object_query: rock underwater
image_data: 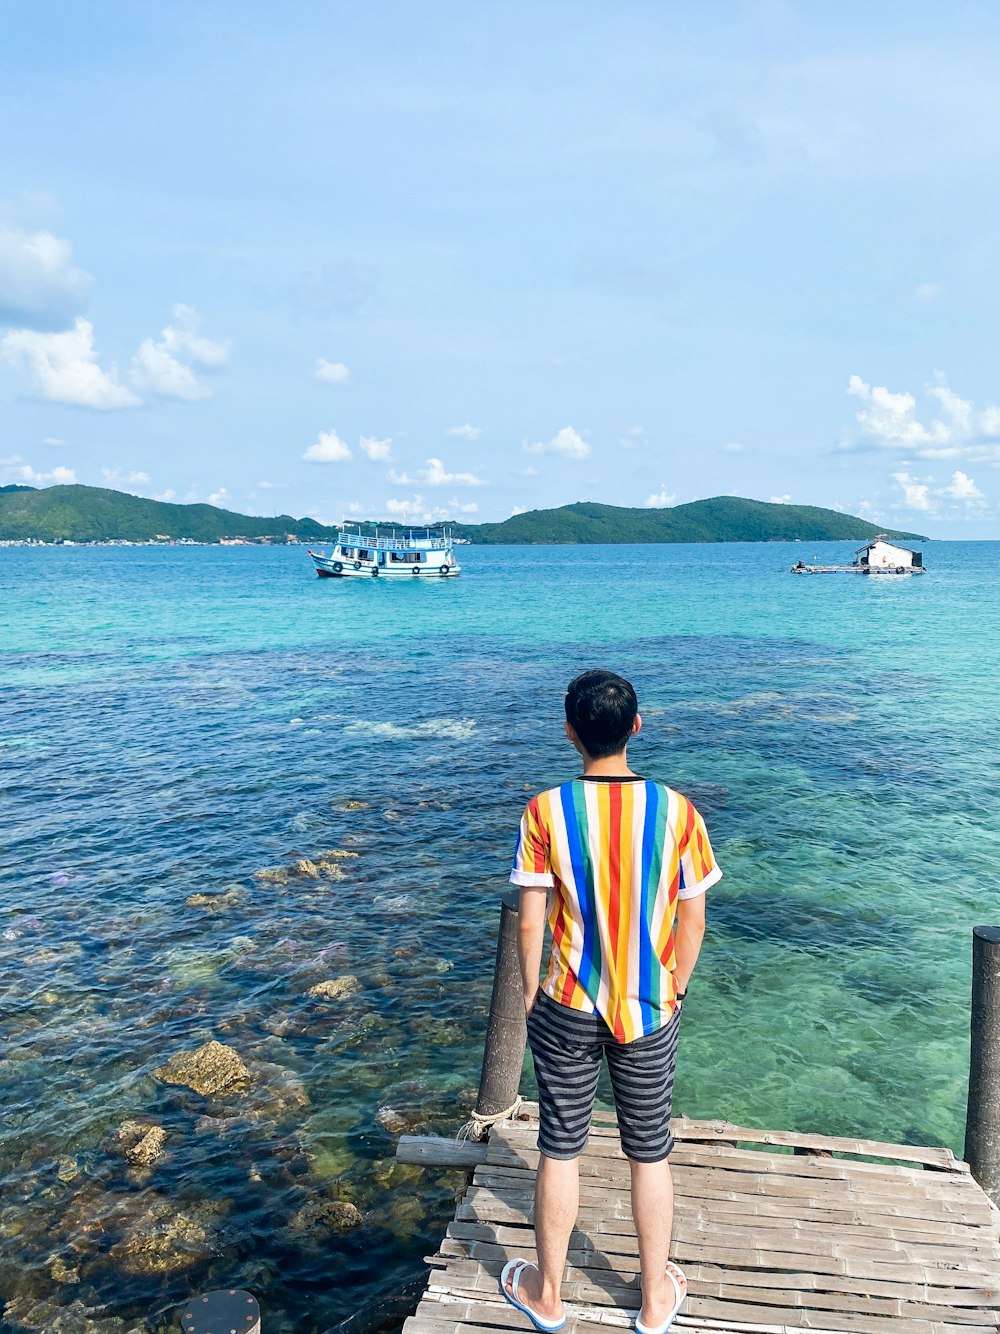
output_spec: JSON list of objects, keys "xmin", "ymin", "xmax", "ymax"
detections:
[{"xmin": 154, "ymin": 1040, "xmax": 252, "ymax": 1096}]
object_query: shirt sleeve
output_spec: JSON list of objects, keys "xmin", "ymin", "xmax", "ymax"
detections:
[
  {"xmin": 509, "ymin": 797, "xmax": 556, "ymax": 888},
  {"xmin": 677, "ymin": 800, "xmax": 723, "ymax": 900}
]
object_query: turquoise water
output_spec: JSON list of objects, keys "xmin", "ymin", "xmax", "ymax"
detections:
[{"xmin": 2, "ymin": 541, "xmax": 999, "ymax": 1332}]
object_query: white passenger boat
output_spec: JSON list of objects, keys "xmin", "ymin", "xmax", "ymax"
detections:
[{"xmin": 308, "ymin": 522, "xmax": 461, "ymax": 579}]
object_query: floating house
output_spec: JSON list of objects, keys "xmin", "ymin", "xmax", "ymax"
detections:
[
  {"xmin": 791, "ymin": 535, "xmax": 927, "ymax": 575},
  {"xmin": 855, "ymin": 537, "xmax": 924, "ymax": 572}
]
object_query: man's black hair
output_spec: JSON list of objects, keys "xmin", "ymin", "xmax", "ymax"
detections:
[{"xmin": 564, "ymin": 669, "xmax": 638, "ymax": 759}]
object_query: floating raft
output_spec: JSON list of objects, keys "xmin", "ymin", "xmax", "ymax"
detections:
[
  {"xmin": 790, "ymin": 565, "xmax": 926, "ymax": 575},
  {"xmin": 406, "ymin": 1104, "xmax": 1000, "ymax": 1334}
]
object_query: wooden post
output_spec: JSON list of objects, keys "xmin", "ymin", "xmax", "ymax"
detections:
[
  {"xmin": 181, "ymin": 1289, "xmax": 261, "ymax": 1334},
  {"xmin": 965, "ymin": 925, "xmax": 1000, "ymax": 1204},
  {"xmin": 473, "ymin": 890, "xmax": 527, "ymax": 1130}
]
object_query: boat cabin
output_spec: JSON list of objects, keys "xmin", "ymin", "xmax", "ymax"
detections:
[{"xmin": 855, "ymin": 538, "xmax": 923, "ymax": 571}]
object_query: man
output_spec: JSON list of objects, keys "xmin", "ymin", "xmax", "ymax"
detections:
[{"xmin": 501, "ymin": 669, "xmax": 721, "ymax": 1334}]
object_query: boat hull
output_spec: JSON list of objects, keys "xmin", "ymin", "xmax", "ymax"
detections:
[{"xmin": 309, "ymin": 551, "xmax": 460, "ymax": 578}]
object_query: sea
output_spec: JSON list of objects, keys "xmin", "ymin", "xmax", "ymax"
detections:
[{"xmin": 2, "ymin": 539, "xmax": 999, "ymax": 1333}]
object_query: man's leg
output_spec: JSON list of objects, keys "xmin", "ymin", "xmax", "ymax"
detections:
[
  {"xmin": 505, "ymin": 996, "xmax": 602, "ymax": 1322},
  {"xmin": 605, "ymin": 1010, "xmax": 684, "ymax": 1327},
  {"xmin": 629, "ymin": 1157, "xmax": 675, "ymax": 1327},
  {"xmin": 504, "ymin": 1153, "xmax": 579, "ymax": 1321}
]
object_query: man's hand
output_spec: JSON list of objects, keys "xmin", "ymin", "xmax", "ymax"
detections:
[
  {"xmin": 674, "ymin": 892, "xmax": 707, "ymax": 996},
  {"xmin": 517, "ymin": 886, "xmax": 548, "ymax": 1016}
]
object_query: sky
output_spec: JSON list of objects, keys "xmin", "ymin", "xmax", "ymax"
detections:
[{"xmin": 2, "ymin": 1, "xmax": 1000, "ymax": 536}]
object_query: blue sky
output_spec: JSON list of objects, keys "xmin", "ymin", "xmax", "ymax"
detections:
[{"xmin": 2, "ymin": 1, "xmax": 999, "ymax": 535}]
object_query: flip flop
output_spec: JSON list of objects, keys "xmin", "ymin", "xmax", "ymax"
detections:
[
  {"xmin": 634, "ymin": 1261, "xmax": 687, "ymax": 1334},
  {"xmin": 499, "ymin": 1258, "xmax": 567, "ymax": 1332}
]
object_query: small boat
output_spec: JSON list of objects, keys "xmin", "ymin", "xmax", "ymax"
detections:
[{"xmin": 308, "ymin": 522, "xmax": 462, "ymax": 579}]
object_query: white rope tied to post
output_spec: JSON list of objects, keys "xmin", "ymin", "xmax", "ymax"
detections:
[{"xmin": 456, "ymin": 1095, "xmax": 523, "ymax": 1142}]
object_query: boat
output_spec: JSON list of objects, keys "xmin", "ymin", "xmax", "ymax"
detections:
[
  {"xmin": 308, "ymin": 522, "xmax": 461, "ymax": 579},
  {"xmin": 791, "ymin": 537, "xmax": 926, "ymax": 576}
]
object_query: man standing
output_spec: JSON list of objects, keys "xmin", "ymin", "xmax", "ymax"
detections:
[{"xmin": 501, "ymin": 670, "xmax": 721, "ymax": 1334}]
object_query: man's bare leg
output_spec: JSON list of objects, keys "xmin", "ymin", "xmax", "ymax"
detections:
[
  {"xmin": 503, "ymin": 1153, "xmax": 578, "ymax": 1322},
  {"xmin": 629, "ymin": 1157, "xmax": 679, "ymax": 1327}
]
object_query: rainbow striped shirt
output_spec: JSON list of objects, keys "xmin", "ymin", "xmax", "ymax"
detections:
[{"xmin": 510, "ymin": 777, "xmax": 721, "ymax": 1043}]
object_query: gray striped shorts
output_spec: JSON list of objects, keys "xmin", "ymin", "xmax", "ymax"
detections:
[{"xmin": 526, "ymin": 992, "xmax": 681, "ymax": 1163}]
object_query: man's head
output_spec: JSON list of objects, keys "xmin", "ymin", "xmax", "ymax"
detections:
[{"xmin": 564, "ymin": 669, "xmax": 639, "ymax": 759}]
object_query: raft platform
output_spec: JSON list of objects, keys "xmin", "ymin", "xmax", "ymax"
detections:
[
  {"xmin": 789, "ymin": 564, "xmax": 926, "ymax": 575},
  {"xmin": 403, "ymin": 1102, "xmax": 1000, "ymax": 1334}
]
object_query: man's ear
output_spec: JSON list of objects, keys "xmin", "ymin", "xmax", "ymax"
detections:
[
  {"xmin": 565, "ymin": 720, "xmax": 584, "ymax": 754},
  {"xmin": 632, "ymin": 713, "xmax": 642, "ymax": 736}
]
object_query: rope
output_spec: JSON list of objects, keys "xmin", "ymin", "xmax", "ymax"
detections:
[{"xmin": 456, "ymin": 1095, "xmax": 523, "ymax": 1142}]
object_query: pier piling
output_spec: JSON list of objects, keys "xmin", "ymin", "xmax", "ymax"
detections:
[
  {"xmin": 965, "ymin": 924, "xmax": 1000, "ymax": 1204},
  {"xmin": 181, "ymin": 1289, "xmax": 260, "ymax": 1334},
  {"xmin": 471, "ymin": 890, "xmax": 526, "ymax": 1133}
]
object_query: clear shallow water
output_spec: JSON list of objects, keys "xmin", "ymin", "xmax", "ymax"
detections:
[{"xmin": 1, "ymin": 541, "xmax": 999, "ymax": 1332}]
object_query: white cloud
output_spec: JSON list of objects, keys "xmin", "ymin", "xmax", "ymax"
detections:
[
  {"xmin": 619, "ymin": 426, "xmax": 646, "ymax": 449},
  {"xmin": 303, "ymin": 428, "xmax": 353, "ymax": 463},
  {"xmin": 0, "ymin": 318, "xmax": 140, "ymax": 409},
  {"xmin": 315, "ymin": 358, "xmax": 350, "ymax": 385},
  {"xmin": 770, "ymin": 494, "xmax": 792, "ymax": 504},
  {"xmin": 891, "ymin": 471, "xmax": 933, "ymax": 511},
  {"xmin": 0, "ymin": 228, "xmax": 92, "ymax": 330},
  {"xmin": 359, "ymin": 434, "xmax": 393, "ymax": 462},
  {"xmin": 131, "ymin": 305, "xmax": 230, "ymax": 401},
  {"xmin": 446, "ymin": 423, "xmax": 483, "ymax": 440},
  {"xmin": 257, "ymin": 480, "xmax": 285, "ymax": 490},
  {"xmin": 945, "ymin": 470, "xmax": 985, "ymax": 502},
  {"xmin": 383, "ymin": 494, "xmax": 472, "ymax": 523},
  {"xmin": 43, "ymin": 436, "xmax": 64, "ymax": 446},
  {"xmin": 722, "ymin": 441, "xmax": 745, "ymax": 453},
  {"xmin": 390, "ymin": 459, "xmax": 483, "ymax": 487},
  {"xmin": 645, "ymin": 488, "xmax": 677, "ymax": 507},
  {"xmin": 154, "ymin": 489, "xmax": 176, "ymax": 502},
  {"xmin": 524, "ymin": 426, "xmax": 590, "ymax": 458},
  {"xmin": 420, "ymin": 457, "xmax": 484, "ymax": 487},
  {"xmin": 101, "ymin": 468, "xmax": 151, "ymax": 494},
  {"xmin": 208, "ymin": 487, "xmax": 230, "ymax": 507},
  {"xmin": 8, "ymin": 462, "xmax": 77, "ymax": 486},
  {"xmin": 914, "ymin": 282, "xmax": 943, "ymax": 302},
  {"xmin": 846, "ymin": 373, "xmax": 1000, "ymax": 462},
  {"xmin": 451, "ymin": 500, "xmax": 479, "ymax": 513},
  {"xmin": 510, "ymin": 505, "xmax": 528, "ymax": 516}
]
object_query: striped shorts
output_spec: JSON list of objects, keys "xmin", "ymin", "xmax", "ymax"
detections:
[{"xmin": 526, "ymin": 992, "xmax": 681, "ymax": 1163}]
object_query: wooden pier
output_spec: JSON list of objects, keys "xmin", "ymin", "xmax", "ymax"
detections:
[{"xmin": 402, "ymin": 1104, "xmax": 1000, "ymax": 1334}]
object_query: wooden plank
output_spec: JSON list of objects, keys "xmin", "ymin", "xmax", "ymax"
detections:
[
  {"xmin": 421, "ymin": 1283, "xmax": 999, "ymax": 1334},
  {"xmin": 441, "ymin": 1221, "xmax": 1000, "ymax": 1286},
  {"xmin": 398, "ymin": 1135, "xmax": 490, "ymax": 1169},
  {"xmin": 483, "ymin": 1143, "xmax": 995, "ymax": 1215},
  {"xmin": 437, "ymin": 1234, "xmax": 1000, "ymax": 1312},
  {"xmin": 509, "ymin": 1105, "xmax": 965, "ymax": 1172},
  {"xmin": 467, "ymin": 1169, "xmax": 999, "ymax": 1249},
  {"xmin": 670, "ymin": 1117, "xmax": 965, "ymax": 1173},
  {"xmin": 491, "ymin": 1125, "xmax": 976, "ymax": 1189}
]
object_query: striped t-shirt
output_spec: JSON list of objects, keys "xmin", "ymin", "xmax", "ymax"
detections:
[{"xmin": 510, "ymin": 776, "xmax": 721, "ymax": 1043}]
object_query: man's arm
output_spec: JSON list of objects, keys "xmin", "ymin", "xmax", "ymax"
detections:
[
  {"xmin": 517, "ymin": 885, "xmax": 548, "ymax": 1014},
  {"xmin": 673, "ymin": 892, "xmax": 706, "ymax": 994}
]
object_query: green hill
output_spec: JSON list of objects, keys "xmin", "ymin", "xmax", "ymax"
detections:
[
  {"xmin": 456, "ymin": 498, "xmax": 925, "ymax": 545},
  {"xmin": 0, "ymin": 484, "xmax": 926, "ymax": 546},
  {"xmin": 0, "ymin": 485, "xmax": 339, "ymax": 543}
]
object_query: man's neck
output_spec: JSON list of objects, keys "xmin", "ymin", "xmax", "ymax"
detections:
[{"xmin": 580, "ymin": 749, "xmax": 635, "ymax": 778}]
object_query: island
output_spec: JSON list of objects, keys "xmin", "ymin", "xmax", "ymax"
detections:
[{"xmin": 0, "ymin": 484, "xmax": 925, "ymax": 546}]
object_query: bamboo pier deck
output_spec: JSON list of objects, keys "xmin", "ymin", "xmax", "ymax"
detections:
[{"xmin": 405, "ymin": 1105, "xmax": 1000, "ymax": 1334}]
